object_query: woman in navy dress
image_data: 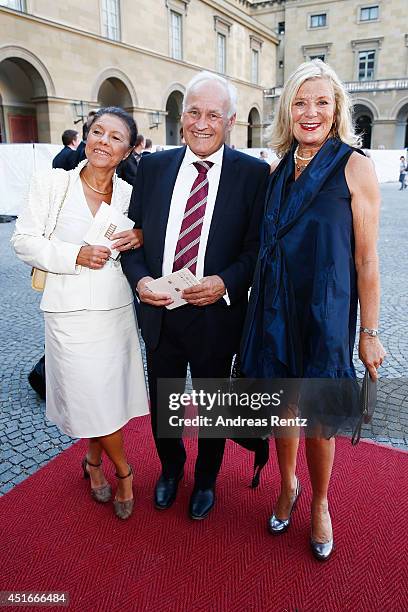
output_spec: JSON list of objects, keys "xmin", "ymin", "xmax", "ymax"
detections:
[{"xmin": 241, "ymin": 60, "xmax": 386, "ymax": 561}]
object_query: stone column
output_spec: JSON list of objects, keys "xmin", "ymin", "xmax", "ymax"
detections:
[{"xmin": 371, "ymin": 119, "xmax": 396, "ymax": 149}]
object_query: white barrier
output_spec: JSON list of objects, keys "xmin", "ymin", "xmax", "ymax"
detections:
[
  {"xmin": 1, "ymin": 144, "xmax": 60, "ymax": 216},
  {"xmin": 242, "ymin": 148, "xmax": 407, "ymax": 185},
  {"xmin": 0, "ymin": 144, "xmax": 406, "ymax": 215}
]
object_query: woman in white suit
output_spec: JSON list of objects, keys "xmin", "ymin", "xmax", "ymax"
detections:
[{"xmin": 12, "ymin": 107, "xmax": 148, "ymax": 520}]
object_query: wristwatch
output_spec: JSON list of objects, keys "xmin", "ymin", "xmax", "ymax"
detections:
[{"xmin": 359, "ymin": 326, "xmax": 379, "ymax": 337}]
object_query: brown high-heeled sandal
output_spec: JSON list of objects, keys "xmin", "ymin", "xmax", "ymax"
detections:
[
  {"xmin": 113, "ymin": 465, "xmax": 134, "ymax": 520},
  {"xmin": 82, "ymin": 456, "xmax": 112, "ymax": 503}
]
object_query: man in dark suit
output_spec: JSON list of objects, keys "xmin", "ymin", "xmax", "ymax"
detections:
[
  {"xmin": 141, "ymin": 138, "xmax": 152, "ymax": 156},
  {"xmin": 52, "ymin": 129, "xmax": 80, "ymax": 170},
  {"xmin": 121, "ymin": 71, "xmax": 269, "ymax": 519}
]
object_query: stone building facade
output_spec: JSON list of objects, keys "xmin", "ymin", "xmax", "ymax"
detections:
[
  {"xmin": 251, "ymin": 0, "xmax": 408, "ymax": 149},
  {"xmin": 0, "ymin": 0, "xmax": 278, "ymax": 147}
]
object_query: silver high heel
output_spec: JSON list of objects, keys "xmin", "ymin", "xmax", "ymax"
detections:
[
  {"xmin": 82, "ymin": 457, "xmax": 112, "ymax": 503},
  {"xmin": 310, "ymin": 536, "xmax": 334, "ymax": 561},
  {"xmin": 113, "ymin": 465, "xmax": 134, "ymax": 520},
  {"xmin": 268, "ymin": 477, "xmax": 301, "ymax": 534},
  {"xmin": 311, "ymin": 513, "xmax": 334, "ymax": 561}
]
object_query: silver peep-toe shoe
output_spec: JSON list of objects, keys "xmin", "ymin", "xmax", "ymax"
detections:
[{"xmin": 268, "ymin": 477, "xmax": 301, "ymax": 534}]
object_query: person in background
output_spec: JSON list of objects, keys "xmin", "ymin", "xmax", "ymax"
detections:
[
  {"xmin": 241, "ymin": 60, "xmax": 385, "ymax": 561},
  {"xmin": 73, "ymin": 110, "xmax": 98, "ymax": 165},
  {"xmin": 259, "ymin": 150, "xmax": 269, "ymax": 162},
  {"xmin": 82, "ymin": 110, "xmax": 97, "ymax": 142},
  {"xmin": 399, "ymin": 156, "xmax": 406, "ymax": 190},
  {"xmin": 134, "ymin": 134, "xmax": 145, "ymax": 164},
  {"xmin": 142, "ymin": 139, "xmax": 152, "ymax": 155},
  {"xmin": 12, "ymin": 107, "xmax": 148, "ymax": 521},
  {"xmin": 52, "ymin": 130, "xmax": 81, "ymax": 170},
  {"xmin": 179, "ymin": 126, "xmax": 186, "ymax": 145}
]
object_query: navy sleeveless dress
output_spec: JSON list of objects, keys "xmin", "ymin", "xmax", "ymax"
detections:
[{"xmin": 241, "ymin": 138, "xmax": 361, "ymax": 434}]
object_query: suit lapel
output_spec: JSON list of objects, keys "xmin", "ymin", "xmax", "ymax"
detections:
[{"xmin": 206, "ymin": 145, "xmax": 238, "ymax": 248}]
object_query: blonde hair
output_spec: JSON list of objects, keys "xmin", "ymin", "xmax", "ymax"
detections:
[{"xmin": 269, "ymin": 60, "xmax": 361, "ymax": 156}]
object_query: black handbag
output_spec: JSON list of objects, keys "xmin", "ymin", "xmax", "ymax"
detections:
[
  {"xmin": 230, "ymin": 354, "xmax": 270, "ymax": 487},
  {"xmin": 351, "ymin": 368, "xmax": 377, "ymax": 445},
  {"xmin": 28, "ymin": 355, "xmax": 46, "ymax": 400}
]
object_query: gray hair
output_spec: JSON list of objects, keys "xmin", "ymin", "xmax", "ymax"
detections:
[{"xmin": 183, "ymin": 71, "xmax": 237, "ymax": 118}]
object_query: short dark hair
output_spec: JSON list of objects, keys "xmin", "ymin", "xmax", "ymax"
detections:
[
  {"xmin": 88, "ymin": 107, "xmax": 138, "ymax": 148},
  {"xmin": 145, "ymin": 138, "xmax": 152, "ymax": 149},
  {"xmin": 135, "ymin": 134, "xmax": 145, "ymax": 147},
  {"xmin": 62, "ymin": 129, "xmax": 78, "ymax": 146}
]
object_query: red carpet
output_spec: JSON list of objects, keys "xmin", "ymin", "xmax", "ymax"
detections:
[{"xmin": 1, "ymin": 416, "xmax": 407, "ymax": 612}]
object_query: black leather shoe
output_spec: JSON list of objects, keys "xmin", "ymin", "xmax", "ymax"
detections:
[
  {"xmin": 310, "ymin": 537, "xmax": 334, "ymax": 562},
  {"xmin": 189, "ymin": 488, "xmax": 215, "ymax": 520},
  {"xmin": 268, "ymin": 477, "xmax": 301, "ymax": 535},
  {"xmin": 154, "ymin": 471, "xmax": 183, "ymax": 510}
]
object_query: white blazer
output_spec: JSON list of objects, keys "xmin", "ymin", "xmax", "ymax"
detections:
[{"xmin": 11, "ymin": 160, "xmax": 135, "ymax": 312}]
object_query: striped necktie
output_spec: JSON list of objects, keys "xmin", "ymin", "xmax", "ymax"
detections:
[{"xmin": 172, "ymin": 160, "xmax": 214, "ymax": 275}]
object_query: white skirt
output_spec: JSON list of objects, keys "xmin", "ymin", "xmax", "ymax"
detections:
[{"xmin": 44, "ymin": 304, "xmax": 149, "ymax": 438}]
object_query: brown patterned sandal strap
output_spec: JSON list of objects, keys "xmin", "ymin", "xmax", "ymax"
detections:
[
  {"xmin": 115, "ymin": 465, "xmax": 133, "ymax": 479},
  {"xmin": 86, "ymin": 457, "xmax": 103, "ymax": 468}
]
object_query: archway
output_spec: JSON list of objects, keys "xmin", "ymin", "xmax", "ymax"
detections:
[
  {"xmin": 395, "ymin": 102, "xmax": 408, "ymax": 149},
  {"xmin": 247, "ymin": 107, "xmax": 262, "ymax": 148},
  {"xmin": 166, "ymin": 91, "xmax": 183, "ymax": 145},
  {"xmin": 0, "ymin": 93, "xmax": 4, "ymax": 143},
  {"xmin": 0, "ymin": 56, "xmax": 49, "ymax": 142},
  {"xmin": 353, "ymin": 104, "xmax": 373, "ymax": 149},
  {"xmin": 97, "ymin": 77, "xmax": 133, "ymax": 110}
]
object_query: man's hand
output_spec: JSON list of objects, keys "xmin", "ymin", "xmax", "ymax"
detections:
[
  {"xmin": 76, "ymin": 245, "xmax": 111, "ymax": 269},
  {"xmin": 136, "ymin": 276, "xmax": 173, "ymax": 307},
  {"xmin": 110, "ymin": 228, "xmax": 143, "ymax": 252},
  {"xmin": 182, "ymin": 275, "xmax": 226, "ymax": 306}
]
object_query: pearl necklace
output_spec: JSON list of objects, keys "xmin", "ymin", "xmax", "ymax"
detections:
[
  {"xmin": 293, "ymin": 145, "xmax": 316, "ymax": 173},
  {"xmin": 81, "ymin": 171, "xmax": 113, "ymax": 195}
]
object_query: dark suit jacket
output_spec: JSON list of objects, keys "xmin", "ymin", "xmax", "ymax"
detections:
[
  {"xmin": 52, "ymin": 146, "xmax": 79, "ymax": 171},
  {"xmin": 121, "ymin": 145, "xmax": 269, "ymax": 353},
  {"xmin": 116, "ymin": 154, "xmax": 139, "ymax": 186}
]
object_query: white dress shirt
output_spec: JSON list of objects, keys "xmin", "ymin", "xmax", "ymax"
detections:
[{"xmin": 162, "ymin": 145, "xmax": 224, "ymax": 279}]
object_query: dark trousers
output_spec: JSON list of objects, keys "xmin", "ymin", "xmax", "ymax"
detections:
[{"xmin": 147, "ymin": 305, "xmax": 232, "ymax": 489}]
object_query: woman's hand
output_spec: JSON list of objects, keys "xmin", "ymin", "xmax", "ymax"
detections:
[
  {"xmin": 76, "ymin": 245, "xmax": 111, "ymax": 269},
  {"xmin": 110, "ymin": 228, "xmax": 143, "ymax": 252},
  {"xmin": 358, "ymin": 335, "xmax": 386, "ymax": 380}
]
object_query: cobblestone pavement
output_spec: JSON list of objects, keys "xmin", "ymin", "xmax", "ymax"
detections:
[{"xmin": 1, "ymin": 183, "xmax": 407, "ymax": 495}]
